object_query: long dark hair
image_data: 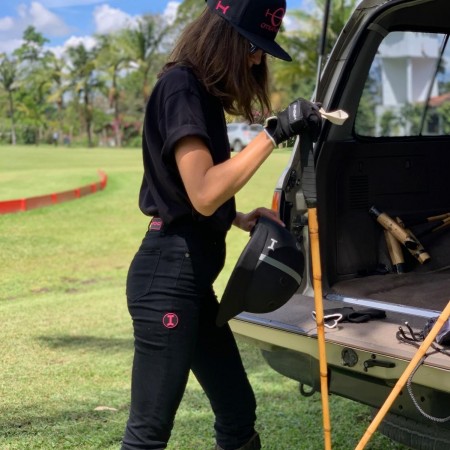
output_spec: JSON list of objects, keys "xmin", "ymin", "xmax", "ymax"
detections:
[{"xmin": 160, "ymin": 8, "xmax": 271, "ymax": 123}]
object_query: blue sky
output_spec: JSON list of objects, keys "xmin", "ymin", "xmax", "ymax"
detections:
[{"xmin": 0, "ymin": 0, "xmax": 305, "ymax": 55}]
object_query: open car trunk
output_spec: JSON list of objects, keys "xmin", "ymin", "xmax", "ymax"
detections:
[
  {"xmin": 319, "ymin": 140, "xmax": 450, "ymax": 312},
  {"xmin": 229, "ymin": 1, "xmax": 450, "ymax": 443}
]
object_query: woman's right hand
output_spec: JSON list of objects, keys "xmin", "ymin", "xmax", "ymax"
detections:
[{"xmin": 264, "ymin": 98, "xmax": 322, "ymax": 145}]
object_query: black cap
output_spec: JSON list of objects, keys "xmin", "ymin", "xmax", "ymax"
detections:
[
  {"xmin": 216, "ymin": 217, "xmax": 304, "ymax": 326},
  {"xmin": 206, "ymin": 0, "xmax": 292, "ymax": 61}
]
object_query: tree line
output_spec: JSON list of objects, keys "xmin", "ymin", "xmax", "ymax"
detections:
[{"xmin": 0, "ymin": 0, "xmax": 357, "ymax": 148}]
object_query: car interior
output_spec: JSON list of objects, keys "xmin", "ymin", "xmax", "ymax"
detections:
[{"xmin": 315, "ymin": 5, "xmax": 450, "ymax": 316}]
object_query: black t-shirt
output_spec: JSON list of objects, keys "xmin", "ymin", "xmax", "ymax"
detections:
[{"xmin": 138, "ymin": 65, "xmax": 236, "ymax": 233}]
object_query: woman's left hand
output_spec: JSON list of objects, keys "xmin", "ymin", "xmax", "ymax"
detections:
[{"xmin": 233, "ymin": 207, "xmax": 285, "ymax": 232}]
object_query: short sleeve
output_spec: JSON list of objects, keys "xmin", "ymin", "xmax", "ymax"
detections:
[{"xmin": 157, "ymin": 73, "xmax": 212, "ymax": 163}]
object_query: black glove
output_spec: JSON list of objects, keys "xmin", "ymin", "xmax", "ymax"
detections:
[
  {"xmin": 320, "ymin": 307, "xmax": 386, "ymax": 323},
  {"xmin": 264, "ymin": 98, "xmax": 322, "ymax": 145}
]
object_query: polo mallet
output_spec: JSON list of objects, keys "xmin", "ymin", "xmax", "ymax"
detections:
[
  {"xmin": 309, "ymin": 207, "xmax": 332, "ymax": 450},
  {"xmin": 427, "ymin": 212, "xmax": 450, "ymax": 222},
  {"xmin": 395, "ymin": 217, "xmax": 430, "ymax": 264},
  {"xmin": 432, "ymin": 217, "xmax": 450, "ymax": 233},
  {"xmin": 402, "ymin": 212, "xmax": 450, "ymax": 227},
  {"xmin": 369, "ymin": 206, "xmax": 420, "ymax": 251},
  {"xmin": 415, "ymin": 216, "xmax": 450, "ymax": 237},
  {"xmin": 303, "ymin": 107, "xmax": 348, "ymax": 450},
  {"xmin": 355, "ymin": 299, "xmax": 450, "ymax": 449},
  {"xmin": 384, "ymin": 230, "xmax": 405, "ymax": 273}
]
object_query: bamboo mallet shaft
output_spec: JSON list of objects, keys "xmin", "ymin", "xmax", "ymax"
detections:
[
  {"xmin": 427, "ymin": 212, "xmax": 450, "ymax": 222},
  {"xmin": 384, "ymin": 230, "xmax": 405, "ymax": 273},
  {"xmin": 309, "ymin": 207, "xmax": 332, "ymax": 450}
]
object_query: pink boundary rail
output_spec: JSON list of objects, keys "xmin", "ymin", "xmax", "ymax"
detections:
[{"xmin": 0, "ymin": 170, "xmax": 108, "ymax": 214}]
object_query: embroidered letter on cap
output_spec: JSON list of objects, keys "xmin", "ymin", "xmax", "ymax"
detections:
[
  {"xmin": 262, "ymin": 8, "xmax": 285, "ymax": 32},
  {"xmin": 266, "ymin": 8, "xmax": 285, "ymax": 27},
  {"xmin": 216, "ymin": 0, "xmax": 230, "ymax": 14}
]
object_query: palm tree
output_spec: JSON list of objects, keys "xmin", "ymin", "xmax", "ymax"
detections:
[
  {"xmin": 174, "ymin": 0, "xmax": 204, "ymax": 27},
  {"xmin": 271, "ymin": 0, "xmax": 359, "ymax": 106},
  {"xmin": 118, "ymin": 15, "xmax": 172, "ymax": 103},
  {"xmin": 13, "ymin": 26, "xmax": 49, "ymax": 63},
  {"xmin": 12, "ymin": 27, "xmax": 59, "ymax": 145},
  {"xmin": 46, "ymin": 52, "xmax": 68, "ymax": 145},
  {"xmin": 96, "ymin": 34, "xmax": 129, "ymax": 147},
  {"xmin": 16, "ymin": 68, "xmax": 54, "ymax": 145},
  {"xmin": 0, "ymin": 54, "xmax": 19, "ymax": 145},
  {"xmin": 66, "ymin": 43, "xmax": 103, "ymax": 147}
]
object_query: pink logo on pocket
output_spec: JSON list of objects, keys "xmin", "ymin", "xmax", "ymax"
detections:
[{"xmin": 163, "ymin": 313, "xmax": 179, "ymax": 329}]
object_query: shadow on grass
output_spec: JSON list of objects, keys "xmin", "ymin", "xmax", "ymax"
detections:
[
  {"xmin": 37, "ymin": 334, "xmax": 133, "ymax": 353},
  {"xmin": 0, "ymin": 403, "xmax": 127, "ymax": 449}
]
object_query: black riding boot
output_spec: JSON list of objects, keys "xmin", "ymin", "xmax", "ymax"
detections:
[{"xmin": 214, "ymin": 432, "xmax": 261, "ymax": 450}]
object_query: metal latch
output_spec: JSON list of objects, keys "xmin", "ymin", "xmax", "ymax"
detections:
[{"xmin": 363, "ymin": 354, "xmax": 395, "ymax": 372}]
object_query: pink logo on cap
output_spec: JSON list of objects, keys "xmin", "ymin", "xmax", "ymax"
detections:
[
  {"xmin": 261, "ymin": 8, "xmax": 285, "ymax": 33},
  {"xmin": 216, "ymin": 0, "xmax": 230, "ymax": 14},
  {"xmin": 163, "ymin": 313, "xmax": 179, "ymax": 329},
  {"xmin": 266, "ymin": 8, "xmax": 285, "ymax": 27}
]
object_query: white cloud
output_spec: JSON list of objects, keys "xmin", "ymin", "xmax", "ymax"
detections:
[
  {"xmin": 62, "ymin": 35, "xmax": 97, "ymax": 51},
  {"xmin": 93, "ymin": 4, "xmax": 136, "ymax": 35},
  {"xmin": 0, "ymin": 38, "xmax": 23, "ymax": 54},
  {"xmin": 39, "ymin": 0, "xmax": 105, "ymax": 7},
  {"xmin": 49, "ymin": 44, "xmax": 68, "ymax": 58},
  {"xmin": 92, "ymin": 3, "xmax": 179, "ymax": 35},
  {"xmin": 0, "ymin": 1, "xmax": 180, "ymax": 56},
  {"xmin": 0, "ymin": 16, "xmax": 14, "ymax": 31},
  {"xmin": 163, "ymin": 1, "xmax": 180, "ymax": 26},
  {"xmin": 28, "ymin": 1, "xmax": 70, "ymax": 36},
  {"xmin": 0, "ymin": 2, "xmax": 69, "ymax": 44}
]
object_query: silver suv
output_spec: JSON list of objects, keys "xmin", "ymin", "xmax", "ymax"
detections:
[
  {"xmin": 227, "ymin": 122, "xmax": 263, "ymax": 152},
  {"xmin": 230, "ymin": 1, "xmax": 450, "ymax": 448}
]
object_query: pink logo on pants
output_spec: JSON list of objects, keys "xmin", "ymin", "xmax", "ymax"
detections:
[{"xmin": 163, "ymin": 313, "xmax": 179, "ymax": 329}]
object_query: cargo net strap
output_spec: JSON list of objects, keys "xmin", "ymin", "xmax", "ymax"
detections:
[
  {"xmin": 396, "ymin": 322, "xmax": 450, "ymax": 356},
  {"xmin": 397, "ymin": 323, "xmax": 450, "ymax": 422},
  {"xmin": 407, "ymin": 356, "xmax": 450, "ymax": 423}
]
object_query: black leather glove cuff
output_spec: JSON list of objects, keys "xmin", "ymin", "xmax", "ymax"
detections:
[{"xmin": 263, "ymin": 116, "xmax": 284, "ymax": 146}]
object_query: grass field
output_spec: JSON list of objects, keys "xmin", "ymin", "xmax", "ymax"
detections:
[{"xmin": 0, "ymin": 145, "xmax": 408, "ymax": 449}]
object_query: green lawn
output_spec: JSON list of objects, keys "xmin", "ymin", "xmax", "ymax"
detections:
[{"xmin": 0, "ymin": 145, "xmax": 408, "ymax": 449}]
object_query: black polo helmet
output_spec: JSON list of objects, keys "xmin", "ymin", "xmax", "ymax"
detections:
[{"xmin": 217, "ymin": 216, "xmax": 304, "ymax": 326}]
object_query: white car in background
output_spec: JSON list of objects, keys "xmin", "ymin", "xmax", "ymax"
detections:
[{"xmin": 227, "ymin": 122, "xmax": 263, "ymax": 152}]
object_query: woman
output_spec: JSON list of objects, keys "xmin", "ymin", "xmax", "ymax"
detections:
[{"xmin": 122, "ymin": 1, "xmax": 321, "ymax": 449}]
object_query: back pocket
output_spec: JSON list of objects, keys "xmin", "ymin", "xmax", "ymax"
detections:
[{"xmin": 126, "ymin": 250, "xmax": 161, "ymax": 302}]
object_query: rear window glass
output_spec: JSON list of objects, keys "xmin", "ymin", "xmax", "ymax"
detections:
[{"xmin": 355, "ymin": 32, "xmax": 450, "ymax": 137}]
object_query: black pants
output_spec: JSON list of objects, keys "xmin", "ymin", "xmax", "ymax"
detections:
[{"xmin": 122, "ymin": 223, "xmax": 257, "ymax": 450}]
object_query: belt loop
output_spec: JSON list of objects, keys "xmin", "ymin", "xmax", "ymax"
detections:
[{"xmin": 149, "ymin": 217, "xmax": 164, "ymax": 233}]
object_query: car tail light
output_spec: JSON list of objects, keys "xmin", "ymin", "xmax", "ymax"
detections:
[{"xmin": 271, "ymin": 189, "xmax": 281, "ymax": 214}]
